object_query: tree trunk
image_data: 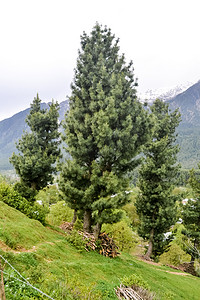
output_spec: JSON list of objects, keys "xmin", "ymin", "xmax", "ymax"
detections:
[
  {"xmin": 71, "ymin": 210, "xmax": 77, "ymax": 225},
  {"xmin": 145, "ymin": 228, "xmax": 154, "ymax": 260},
  {"xmin": 190, "ymin": 239, "xmax": 197, "ymax": 266},
  {"xmin": 31, "ymin": 182, "xmax": 37, "ymax": 190},
  {"xmin": 83, "ymin": 210, "xmax": 92, "ymax": 233},
  {"xmin": 94, "ymin": 222, "xmax": 102, "ymax": 239}
]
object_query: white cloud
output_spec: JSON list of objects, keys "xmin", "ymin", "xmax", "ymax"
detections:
[{"xmin": 1, "ymin": 0, "xmax": 200, "ymax": 119}]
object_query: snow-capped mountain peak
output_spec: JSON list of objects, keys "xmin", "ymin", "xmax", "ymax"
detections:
[{"xmin": 138, "ymin": 81, "xmax": 194, "ymax": 103}]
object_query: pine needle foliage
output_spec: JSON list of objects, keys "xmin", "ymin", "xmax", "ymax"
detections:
[
  {"xmin": 182, "ymin": 170, "xmax": 200, "ymax": 262},
  {"xmin": 60, "ymin": 23, "xmax": 152, "ymax": 235},
  {"xmin": 136, "ymin": 99, "xmax": 181, "ymax": 258},
  {"xmin": 10, "ymin": 94, "xmax": 60, "ymax": 191}
]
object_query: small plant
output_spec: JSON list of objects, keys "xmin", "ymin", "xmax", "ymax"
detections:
[
  {"xmin": 66, "ymin": 229, "xmax": 87, "ymax": 251},
  {"xmin": 73, "ymin": 218, "xmax": 83, "ymax": 231},
  {"xmin": 162, "ymin": 291, "xmax": 175, "ymax": 300},
  {"xmin": 121, "ymin": 274, "xmax": 149, "ymax": 290},
  {"xmin": 4, "ymin": 268, "xmax": 44, "ymax": 299},
  {"xmin": 118, "ymin": 274, "xmax": 155, "ymax": 300}
]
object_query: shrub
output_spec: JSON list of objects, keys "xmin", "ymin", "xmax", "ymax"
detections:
[
  {"xmin": 73, "ymin": 218, "xmax": 83, "ymax": 231},
  {"xmin": 121, "ymin": 274, "xmax": 149, "ymax": 290},
  {"xmin": 66, "ymin": 230, "xmax": 86, "ymax": 251},
  {"xmin": 46, "ymin": 201, "xmax": 74, "ymax": 226},
  {"xmin": 159, "ymin": 243, "xmax": 190, "ymax": 266},
  {"xmin": 119, "ymin": 274, "xmax": 155, "ymax": 300},
  {"xmin": 102, "ymin": 220, "xmax": 138, "ymax": 252},
  {"xmin": 0, "ymin": 182, "xmax": 47, "ymax": 225}
]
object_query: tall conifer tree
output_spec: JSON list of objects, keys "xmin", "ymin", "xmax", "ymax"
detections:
[
  {"xmin": 60, "ymin": 24, "xmax": 152, "ymax": 236},
  {"xmin": 10, "ymin": 94, "xmax": 60, "ymax": 192},
  {"xmin": 136, "ymin": 99, "xmax": 181, "ymax": 259},
  {"xmin": 182, "ymin": 170, "xmax": 200, "ymax": 263}
]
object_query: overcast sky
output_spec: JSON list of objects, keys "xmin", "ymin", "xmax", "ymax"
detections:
[{"xmin": 1, "ymin": 0, "xmax": 200, "ymax": 120}]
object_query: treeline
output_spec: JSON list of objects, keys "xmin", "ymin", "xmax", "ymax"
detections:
[
  {"xmin": 176, "ymin": 125, "xmax": 200, "ymax": 169},
  {"xmin": 131, "ymin": 168, "xmax": 200, "ymax": 186}
]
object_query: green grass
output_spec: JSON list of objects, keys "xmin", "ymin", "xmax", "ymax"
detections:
[{"xmin": 0, "ymin": 200, "xmax": 200, "ymax": 299}]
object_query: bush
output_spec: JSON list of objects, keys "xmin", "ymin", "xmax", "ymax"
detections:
[
  {"xmin": 0, "ymin": 182, "xmax": 47, "ymax": 225},
  {"xmin": 159, "ymin": 243, "xmax": 190, "ymax": 266},
  {"xmin": 102, "ymin": 220, "xmax": 138, "ymax": 252},
  {"xmin": 46, "ymin": 201, "xmax": 74, "ymax": 226},
  {"xmin": 120, "ymin": 274, "xmax": 155, "ymax": 300},
  {"xmin": 121, "ymin": 274, "xmax": 149, "ymax": 290},
  {"xmin": 66, "ymin": 230, "xmax": 86, "ymax": 251}
]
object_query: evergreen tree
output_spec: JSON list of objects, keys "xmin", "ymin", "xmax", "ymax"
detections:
[
  {"xmin": 60, "ymin": 23, "xmax": 152, "ymax": 236},
  {"xmin": 10, "ymin": 94, "xmax": 60, "ymax": 192},
  {"xmin": 181, "ymin": 170, "xmax": 200, "ymax": 263},
  {"xmin": 136, "ymin": 99, "xmax": 181, "ymax": 259}
]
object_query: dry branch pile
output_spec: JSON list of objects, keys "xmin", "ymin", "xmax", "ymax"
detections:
[
  {"xmin": 60, "ymin": 222, "xmax": 73, "ymax": 232},
  {"xmin": 115, "ymin": 284, "xmax": 155, "ymax": 300},
  {"xmin": 78, "ymin": 231, "xmax": 97, "ymax": 251},
  {"xmin": 99, "ymin": 232, "xmax": 120, "ymax": 258}
]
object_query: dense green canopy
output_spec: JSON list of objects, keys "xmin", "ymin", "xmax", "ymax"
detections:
[
  {"xmin": 136, "ymin": 99, "xmax": 181, "ymax": 258},
  {"xmin": 60, "ymin": 23, "xmax": 152, "ymax": 235},
  {"xmin": 10, "ymin": 94, "xmax": 60, "ymax": 191}
]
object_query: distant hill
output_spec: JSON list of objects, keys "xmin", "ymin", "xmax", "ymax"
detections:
[
  {"xmin": 168, "ymin": 80, "xmax": 200, "ymax": 126},
  {"xmin": 1, "ymin": 81, "xmax": 200, "ymax": 171},
  {"xmin": 167, "ymin": 81, "xmax": 200, "ymax": 169}
]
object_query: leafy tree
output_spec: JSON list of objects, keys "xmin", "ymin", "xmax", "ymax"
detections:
[
  {"xmin": 60, "ymin": 23, "xmax": 152, "ymax": 237},
  {"xmin": 181, "ymin": 169, "xmax": 200, "ymax": 263},
  {"xmin": 10, "ymin": 94, "xmax": 60, "ymax": 192},
  {"xmin": 136, "ymin": 99, "xmax": 181, "ymax": 259}
]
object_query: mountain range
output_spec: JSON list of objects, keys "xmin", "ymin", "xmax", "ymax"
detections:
[{"xmin": 1, "ymin": 81, "xmax": 200, "ymax": 170}]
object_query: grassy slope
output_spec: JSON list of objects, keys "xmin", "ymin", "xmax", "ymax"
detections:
[{"xmin": 0, "ymin": 201, "xmax": 200, "ymax": 300}]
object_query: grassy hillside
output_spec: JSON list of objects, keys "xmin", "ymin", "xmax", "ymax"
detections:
[{"xmin": 1, "ymin": 201, "xmax": 200, "ymax": 299}]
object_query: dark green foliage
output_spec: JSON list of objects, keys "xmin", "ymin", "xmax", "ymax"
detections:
[
  {"xmin": 0, "ymin": 181, "xmax": 47, "ymax": 224},
  {"xmin": 181, "ymin": 169, "xmax": 200, "ymax": 261},
  {"xmin": 60, "ymin": 23, "xmax": 152, "ymax": 234},
  {"xmin": 136, "ymin": 99, "xmax": 181, "ymax": 258},
  {"xmin": 10, "ymin": 94, "xmax": 60, "ymax": 191},
  {"xmin": 176, "ymin": 126, "xmax": 200, "ymax": 169},
  {"xmin": 14, "ymin": 182, "xmax": 37, "ymax": 203},
  {"xmin": 59, "ymin": 160, "xmax": 90, "ymax": 212}
]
